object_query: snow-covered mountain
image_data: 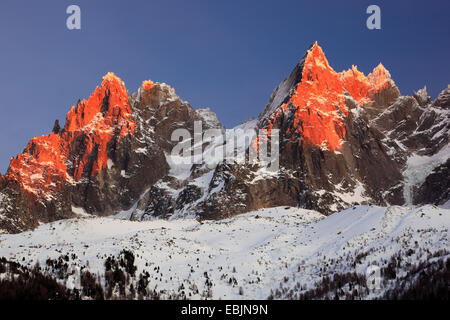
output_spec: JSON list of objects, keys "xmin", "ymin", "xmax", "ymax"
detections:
[
  {"xmin": 0, "ymin": 41, "xmax": 448, "ymax": 300},
  {"xmin": 0, "ymin": 42, "xmax": 449, "ymax": 233},
  {"xmin": 0, "ymin": 204, "xmax": 448, "ymax": 299}
]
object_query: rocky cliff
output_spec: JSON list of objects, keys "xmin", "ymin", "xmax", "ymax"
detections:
[{"xmin": 0, "ymin": 42, "xmax": 448, "ymax": 233}]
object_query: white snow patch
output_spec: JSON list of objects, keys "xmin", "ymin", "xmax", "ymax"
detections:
[
  {"xmin": 107, "ymin": 159, "xmax": 114, "ymax": 169},
  {"xmin": 165, "ymin": 153, "xmax": 193, "ymax": 181},
  {"xmin": 135, "ymin": 147, "xmax": 148, "ymax": 155},
  {"xmin": 0, "ymin": 205, "xmax": 447, "ymax": 299},
  {"xmin": 403, "ymin": 143, "xmax": 450, "ymax": 205},
  {"xmin": 439, "ymin": 199, "xmax": 450, "ymax": 209},
  {"xmin": 120, "ymin": 170, "xmax": 131, "ymax": 178},
  {"xmin": 71, "ymin": 206, "xmax": 90, "ymax": 217}
]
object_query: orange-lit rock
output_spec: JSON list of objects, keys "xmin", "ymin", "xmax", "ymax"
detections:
[
  {"xmin": 367, "ymin": 63, "xmax": 391, "ymax": 93},
  {"xmin": 65, "ymin": 72, "xmax": 135, "ymax": 180},
  {"xmin": 7, "ymin": 133, "xmax": 69, "ymax": 198},
  {"xmin": 142, "ymin": 80, "xmax": 154, "ymax": 91},
  {"xmin": 5, "ymin": 72, "xmax": 135, "ymax": 197},
  {"xmin": 340, "ymin": 65, "xmax": 374, "ymax": 105},
  {"xmin": 261, "ymin": 42, "xmax": 393, "ymax": 152},
  {"xmin": 340, "ymin": 63, "xmax": 390, "ymax": 106},
  {"xmin": 289, "ymin": 43, "xmax": 348, "ymax": 151}
]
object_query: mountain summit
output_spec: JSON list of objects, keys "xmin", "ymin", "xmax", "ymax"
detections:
[
  {"xmin": 0, "ymin": 43, "xmax": 448, "ymax": 233},
  {"xmin": 258, "ymin": 42, "xmax": 398, "ymax": 151},
  {"xmin": 6, "ymin": 72, "xmax": 135, "ymax": 199}
]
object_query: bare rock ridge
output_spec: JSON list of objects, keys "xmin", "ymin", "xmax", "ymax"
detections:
[
  {"xmin": 195, "ymin": 43, "xmax": 448, "ymax": 218},
  {"xmin": 0, "ymin": 42, "xmax": 448, "ymax": 233}
]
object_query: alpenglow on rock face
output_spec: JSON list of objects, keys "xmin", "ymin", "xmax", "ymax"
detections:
[
  {"xmin": 0, "ymin": 42, "xmax": 448, "ymax": 233},
  {"xmin": 7, "ymin": 73, "xmax": 135, "ymax": 194}
]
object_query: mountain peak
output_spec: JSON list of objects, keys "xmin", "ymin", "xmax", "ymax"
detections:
[
  {"xmin": 339, "ymin": 62, "xmax": 392, "ymax": 106},
  {"xmin": 65, "ymin": 73, "xmax": 132, "ymax": 133},
  {"xmin": 142, "ymin": 80, "xmax": 155, "ymax": 91},
  {"xmin": 259, "ymin": 43, "xmax": 397, "ymax": 151},
  {"xmin": 304, "ymin": 42, "xmax": 333, "ymax": 72},
  {"xmin": 4, "ymin": 73, "xmax": 136, "ymax": 197},
  {"xmin": 413, "ymin": 86, "xmax": 431, "ymax": 106},
  {"xmin": 368, "ymin": 63, "xmax": 391, "ymax": 91},
  {"xmin": 101, "ymin": 72, "xmax": 125, "ymax": 87},
  {"xmin": 0, "ymin": 44, "xmax": 448, "ymax": 237},
  {"xmin": 373, "ymin": 62, "xmax": 388, "ymax": 74}
]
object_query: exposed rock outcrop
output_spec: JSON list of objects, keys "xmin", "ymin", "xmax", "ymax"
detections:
[
  {"xmin": 0, "ymin": 42, "xmax": 448, "ymax": 232},
  {"xmin": 0, "ymin": 76, "xmax": 203, "ymax": 232}
]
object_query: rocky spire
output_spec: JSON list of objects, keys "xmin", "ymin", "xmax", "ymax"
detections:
[
  {"xmin": 413, "ymin": 86, "xmax": 431, "ymax": 106},
  {"xmin": 5, "ymin": 72, "xmax": 136, "ymax": 196},
  {"xmin": 258, "ymin": 42, "xmax": 398, "ymax": 151},
  {"xmin": 52, "ymin": 119, "xmax": 61, "ymax": 134}
]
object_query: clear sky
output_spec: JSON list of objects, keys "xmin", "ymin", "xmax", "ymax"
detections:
[{"xmin": 0, "ymin": 0, "xmax": 449, "ymax": 173}]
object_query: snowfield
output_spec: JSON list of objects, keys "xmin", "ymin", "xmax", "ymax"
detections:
[{"xmin": 0, "ymin": 205, "xmax": 448, "ymax": 299}]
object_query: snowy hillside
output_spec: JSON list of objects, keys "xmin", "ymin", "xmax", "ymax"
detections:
[{"xmin": 0, "ymin": 205, "xmax": 448, "ymax": 299}]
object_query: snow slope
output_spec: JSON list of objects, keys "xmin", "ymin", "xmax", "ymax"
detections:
[{"xmin": 0, "ymin": 205, "xmax": 448, "ymax": 299}]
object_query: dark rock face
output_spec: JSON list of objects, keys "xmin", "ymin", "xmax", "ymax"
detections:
[
  {"xmin": 52, "ymin": 120, "xmax": 61, "ymax": 134},
  {"xmin": 132, "ymin": 185, "xmax": 175, "ymax": 220},
  {"xmin": 414, "ymin": 159, "xmax": 450, "ymax": 205},
  {"xmin": 198, "ymin": 163, "xmax": 307, "ymax": 219},
  {"xmin": 0, "ymin": 79, "xmax": 206, "ymax": 233},
  {"xmin": 176, "ymin": 45, "xmax": 448, "ymax": 217},
  {"xmin": 220, "ymin": 43, "xmax": 404, "ymax": 213},
  {"xmin": 66, "ymin": 82, "xmax": 201, "ymax": 216},
  {"xmin": 0, "ymin": 174, "xmax": 74, "ymax": 234},
  {"xmin": 176, "ymin": 185, "xmax": 202, "ymax": 211},
  {"xmin": 432, "ymin": 85, "xmax": 450, "ymax": 110},
  {"xmin": 128, "ymin": 65, "xmax": 448, "ymax": 221},
  {"xmin": 0, "ymin": 45, "xmax": 448, "ymax": 233},
  {"xmin": 413, "ymin": 87, "xmax": 432, "ymax": 107},
  {"xmin": 257, "ymin": 50, "xmax": 306, "ymax": 126},
  {"xmin": 196, "ymin": 108, "xmax": 224, "ymax": 130},
  {"xmin": 371, "ymin": 87, "xmax": 449, "ymax": 157}
]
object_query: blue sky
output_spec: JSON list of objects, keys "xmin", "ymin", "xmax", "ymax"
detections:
[{"xmin": 0, "ymin": 0, "xmax": 449, "ymax": 173}]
